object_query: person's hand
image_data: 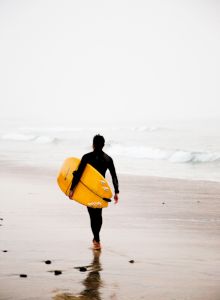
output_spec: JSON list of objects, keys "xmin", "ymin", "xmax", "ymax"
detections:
[
  {"xmin": 114, "ymin": 193, "xmax": 119, "ymax": 204},
  {"xmin": 69, "ymin": 190, "xmax": 74, "ymax": 199}
]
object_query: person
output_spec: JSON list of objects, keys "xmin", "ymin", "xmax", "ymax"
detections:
[{"xmin": 69, "ymin": 134, "xmax": 119, "ymax": 250}]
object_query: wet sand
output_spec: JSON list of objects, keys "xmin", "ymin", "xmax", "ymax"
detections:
[{"xmin": 0, "ymin": 166, "xmax": 220, "ymax": 300}]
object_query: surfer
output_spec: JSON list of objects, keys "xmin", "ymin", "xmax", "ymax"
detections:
[{"xmin": 69, "ymin": 134, "xmax": 119, "ymax": 250}]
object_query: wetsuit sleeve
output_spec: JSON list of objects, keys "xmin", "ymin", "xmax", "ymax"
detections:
[
  {"xmin": 70, "ymin": 155, "xmax": 88, "ymax": 191},
  {"xmin": 108, "ymin": 158, "xmax": 119, "ymax": 194}
]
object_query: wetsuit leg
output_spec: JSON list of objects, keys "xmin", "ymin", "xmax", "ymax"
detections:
[{"xmin": 87, "ymin": 207, "xmax": 102, "ymax": 242}]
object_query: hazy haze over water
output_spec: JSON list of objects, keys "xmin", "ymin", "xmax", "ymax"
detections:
[{"xmin": 0, "ymin": 0, "xmax": 219, "ymax": 123}]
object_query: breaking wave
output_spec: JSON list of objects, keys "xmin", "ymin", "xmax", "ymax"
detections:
[
  {"xmin": 107, "ymin": 144, "xmax": 220, "ymax": 164},
  {"xmin": 1, "ymin": 133, "xmax": 58, "ymax": 144}
]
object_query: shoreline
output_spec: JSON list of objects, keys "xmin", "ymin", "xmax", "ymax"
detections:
[{"xmin": 1, "ymin": 159, "xmax": 220, "ymax": 185}]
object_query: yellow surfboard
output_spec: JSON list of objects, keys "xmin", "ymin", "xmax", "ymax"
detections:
[{"xmin": 57, "ymin": 157, "xmax": 113, "ymax": 208}]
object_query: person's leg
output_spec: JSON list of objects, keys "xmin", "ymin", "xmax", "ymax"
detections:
[{"xmin": 87, "ymin": 207, "xmax": 102, "ymax": 242}]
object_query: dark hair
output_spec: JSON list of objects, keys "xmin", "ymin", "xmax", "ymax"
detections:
[{"xmin": 93, "ymin": 134, "xmax": 105, "ymax": 150}]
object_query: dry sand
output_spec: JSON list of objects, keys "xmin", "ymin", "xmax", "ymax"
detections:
[{"xmin": 0, "ymin": 166, "xmax": 220, "ymax": 300}]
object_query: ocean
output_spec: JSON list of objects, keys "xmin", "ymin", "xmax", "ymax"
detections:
[{"xmin": 0, "ymin": 118, "xmax": 220, "ymax": 182}]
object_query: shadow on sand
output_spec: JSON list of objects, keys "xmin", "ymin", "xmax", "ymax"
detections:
[{"xmin": 54, "ymin": 250, "xmax": 103, "ymax": 300}]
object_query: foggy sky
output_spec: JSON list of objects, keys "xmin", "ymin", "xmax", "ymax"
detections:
[{"xmin": 0, "ymin": 0, "xmax": 219, "ymax": 123}]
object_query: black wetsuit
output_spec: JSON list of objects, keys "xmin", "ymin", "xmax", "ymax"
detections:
[{"xmin": 70, "ymin": 150, "xmax": 119, "ymax": 242}]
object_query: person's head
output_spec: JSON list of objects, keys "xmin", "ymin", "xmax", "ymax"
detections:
[{"xmin": 93, "ymin": 134, "xmax": 105, "ymax": 151}]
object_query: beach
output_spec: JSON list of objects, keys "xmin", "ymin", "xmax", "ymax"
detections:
[
  {"xmin": 1, "ymin": 0, "xmax": 220, "ymax": 298},
  {"xmin": 1, "ymin": 166, "xmax": 220, "ymax": 300}
]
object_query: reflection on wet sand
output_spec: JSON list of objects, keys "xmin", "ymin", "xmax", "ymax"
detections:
[{"xmin": 54, "ymin": 250, "xmax": 103, "ymax": 300}]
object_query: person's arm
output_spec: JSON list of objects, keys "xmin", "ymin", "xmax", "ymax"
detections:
[
  {"xmin": 108, "ymin": 158, "xmax": 119, "ymax": 204},
  {"xmin": 69, "ymin": 155, "xmax": 87, "ymax": 198}
]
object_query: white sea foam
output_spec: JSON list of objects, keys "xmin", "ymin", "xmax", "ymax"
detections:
[
  {"xmin": 2, "ymin": 131, "xmax": 220, "ymax": 164},
  {"xmin": 19, "ymin": 127, "xmax": 84, "ymax": 132},
  {"xmin": 1, "ymin": 133, "xmax": 36, "ymax": 141},
  {"xmin": 107, "ymin": 144, "xmax": 220, "ymax": 164},
  {"xmin": 1, "ymin": 133, "xmax": 57, "ymax": 144},
  {"xmin": 34, "ymin": 136, "xmax": 57, "ymax": 144},
  {"xmin": 1, "ymin": 121, "xmax": 220, "ymax": 182}
]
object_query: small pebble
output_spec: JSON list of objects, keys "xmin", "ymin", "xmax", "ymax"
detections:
[
  {"xmin": 54, "ymin": 270, "xmax": 62, "ymax": 276},
  {"xmin": 2, "ymin": 250, "xmax": 8, "ymax": 253},
  {"xmin": 79, "ymin": 267, "xmax": 87, "ymax": 272},
  {"xmin": 45, "ymin": 260, "xmax": 52, "ymax": 264},
  {"xmin": 162, "ymin": 202, "xmax": 166, "ymax": 205},
  {"xmin": 129, "ymin": 260, "xmax": 135, "ymax": 263},
  {"xmin": 20, "ymin": 274, "xmax": 27, "ymax": 278},
  {"xmin": 0, "ymin": 218, "xmax": 3, "ymax": 221}
]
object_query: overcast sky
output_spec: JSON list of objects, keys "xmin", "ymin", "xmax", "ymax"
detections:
[{"xmin": 0, "ymin": 0, "xmax": 219, "ymax": 124}]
